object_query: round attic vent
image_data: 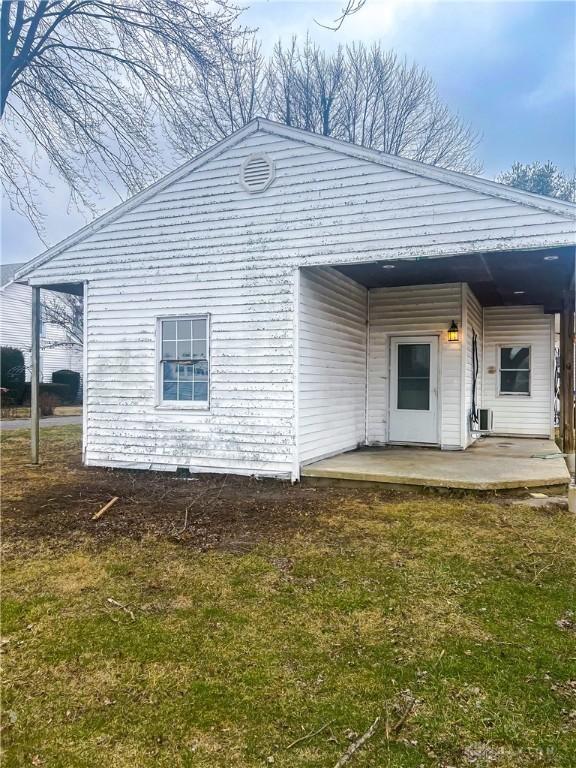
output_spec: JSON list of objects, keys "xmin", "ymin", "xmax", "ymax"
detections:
[{"xmin": 240, "ymin": 154, "xmax": 274, "ymax": 193}]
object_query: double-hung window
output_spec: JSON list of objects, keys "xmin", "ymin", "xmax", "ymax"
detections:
[
  {"xmin": 499, "ymin": 346, "xmax": 530, "ymax": 395},
  {"xmin": 159, "ymin": 316, "xmax": 209, "ymax": 406}
]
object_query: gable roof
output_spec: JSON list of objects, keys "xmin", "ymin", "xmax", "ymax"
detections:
[
  {"xmin": 1, "ymin": 261, "xmax": 26, "ymax": 288},
  {"xmin": 15, "ymin": 117, "xmax": 576, "ymax": 282}
]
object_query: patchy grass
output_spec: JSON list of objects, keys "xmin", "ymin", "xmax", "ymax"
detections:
[{"xmin": 1, "ymin": 426, "xmax": 575, "ymax": 767}]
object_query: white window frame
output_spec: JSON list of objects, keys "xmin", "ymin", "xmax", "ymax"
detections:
[
  {"xmin": 155, "ymin": 314, "xmax": 210, "ymax": 410},
  {"xmin": 498, "ymin": 344, "xmax": 531, "ymax": 397}
]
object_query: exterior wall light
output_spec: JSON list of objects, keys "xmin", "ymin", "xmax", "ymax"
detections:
[{"xmin": 448, "ymin": 320, "xmax": 459, "ymax": 342}]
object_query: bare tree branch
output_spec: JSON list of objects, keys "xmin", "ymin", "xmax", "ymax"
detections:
[
  {"xmin": 1, "ymin": 0, "xmax": 247, "ymax": 233},
  {"xmin": 315, "ymin": 0, "xmax": 367, "ymax": 32},
  {"xmin": 1, "ymin": 6, "xmax": 482, "ymax": 234},
  {"xmin": 42, "ymin": 292, "xmax": 83, "ymax": 348},
  {"xmin": 184, "ymin": 38, "xmax": 481, "ymax": 174}
]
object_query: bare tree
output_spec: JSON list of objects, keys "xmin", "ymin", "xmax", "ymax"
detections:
[
  {"xmin": 265, "ymin": 37, "xmax": 346, "ymax": 136},
  {"xmin": 171, "ymin": 36, "xmax": 266, "ymax": 153},
  {"xmin": 1, "ymin": 0, "xmax": 246, "ymax": 236},
  {"xmin": 2, "ymin": 5, "xmax": 481, "ymax": 233},
  {"xmin": 264, "ymin": 37, "xmax": 298, "ymax": 130},
  {"xmin": 192, "ymin": 38, "xmax": 481, "ymax": 173},
  {"xmin": 337, "ymin": 44, "xmax": 480, "ymax": 172},
  {"xmin": 42, "ymin": 292, "xmax": 83, "ymax": 349}
]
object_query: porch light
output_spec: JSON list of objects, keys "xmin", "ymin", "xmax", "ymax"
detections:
[{"xmin": 448, "ymin": 320, "xmax": 459, "ymax": 342}]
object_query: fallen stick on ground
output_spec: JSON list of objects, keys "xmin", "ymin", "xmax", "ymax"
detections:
[
  {"xmin": 92, "ymin": 496, "xmax": 119, "ymax": 520},
  {"xmin": 390, "ymin": 698, "xmax": 416, "ymax": 736},
  {"xmin": 176, "ymin": 506, "xmax": 190, "ymax": 536},
  {"xmin": 106, "ymin": 598, "xmax": 135, "ymax": 620},
  {"xmin": 332, "ymin": 717, "xmax": 380, "ymax": 768},
  {"xmin": 286, "ymin": 720, "xmax": 334, "ymax": 750}
]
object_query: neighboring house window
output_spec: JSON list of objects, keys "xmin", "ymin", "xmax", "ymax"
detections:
[
  {"xmin": 499, "ymin": 346, "xmax": 530, "ymax": 395},
  {"xmin": 159, "ymin": 316, "xmax": 209, "ymax": 405}
]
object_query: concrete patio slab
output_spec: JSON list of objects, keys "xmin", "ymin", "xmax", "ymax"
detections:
[{"xmin": 301, "ymin": 437, "xmax": 571, "ymax": 490}]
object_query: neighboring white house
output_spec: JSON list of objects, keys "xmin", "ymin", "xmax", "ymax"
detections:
[
  {"xmin": 1, "ymin": 262, "xmax": 82, "ymax": 385},
  {"xmin": 13, "ymin": 119, "xmax": 576, "ymax": 478}
]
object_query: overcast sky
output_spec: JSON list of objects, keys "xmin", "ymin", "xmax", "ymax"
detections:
[{"xmin": 1, "ymin": 0, "xmax": 574, "ymax": 265}]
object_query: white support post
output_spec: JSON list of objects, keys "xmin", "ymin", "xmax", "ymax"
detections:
[
  {"xmin": 291, "ymin": 267, "xmax": 300, "ymax": 483},
  {"xmin": 82, "ymin": 281, "xmax": 88, "ymax": 463},
  {"xmin": 30, "ymin": 286, "xmax": 41, "ymax": 464},
  {"xmin": 560, "ymin": 294, "xmax": 575, "ymax": 476}
]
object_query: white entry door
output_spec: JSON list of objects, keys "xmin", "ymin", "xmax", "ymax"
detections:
[{"xmin": 389, "ymin": 336, "xmax": 439, "ymax": 445}]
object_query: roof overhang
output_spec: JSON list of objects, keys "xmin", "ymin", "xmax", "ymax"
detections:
[
  {"xmin": 334, "ymin": 246, "xmax": 575, "ymax": 313},
  {"xmin": 12, "ymin": 117, "xmax": 576, "ymax": 287}
]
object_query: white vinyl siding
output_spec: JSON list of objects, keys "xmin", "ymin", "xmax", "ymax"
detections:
[
  {"xmin": 482, "ymin": 306, "xmax": 554, "ymax": 437},
  {"xmin": 26, "ymin": 129, "xmax": 575, "ymax": 289},
  {"xmin": 82, "ymin": 274, "xmax": 295, "ymax": 476},
  {"xmin": 18, "ymin": 125, "xmax": 573, "ymax": 476},
  {"xmin": 298, "ymin": 267, "xmax": 367, "ymax": 464},
  {"xmin": 367, "ymin": 283, "xmax": 463, "ymax": 449}
]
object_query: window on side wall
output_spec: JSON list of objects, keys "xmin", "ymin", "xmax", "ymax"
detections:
[
  {"xmin": 499, "ymin": 346, "xmax": 530, "ymax": 395},
  {"xmin": 159, "ymin": 316, "xmax": 209, "ymax": 406}
]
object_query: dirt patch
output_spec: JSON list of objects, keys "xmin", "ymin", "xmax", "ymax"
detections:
[
  {"xmin": 3, "ymin": 469, "xmax": 319, "ymax": 553},
  {"xmin": 3, "ymin": 426, "xmax": 564, "ymax": 561},
  {"xmin": 1, "ymin": 430, "xmax": 404, "ymax": 556}
]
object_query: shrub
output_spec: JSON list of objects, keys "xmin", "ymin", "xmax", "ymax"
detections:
[
  {"xmin": 23, "ymin": 382, "xmax": 69, "ymax": 414},
  {"xmin": 52, "ymin": 369, "xmax": 80, "ymax": 403},
  {"xmin": 1, "ymin": 347, "xmax": 26, "ymax": 404},
  {"xmin": 38, "ymin": 392, "xmax": 60, "ymax": 416}
]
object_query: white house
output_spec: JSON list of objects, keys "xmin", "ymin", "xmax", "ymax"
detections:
[
  {"xmin": 1, "ymin": 262, "xmax": 82, "ymax": 386},
  {"xmin": 13, "ymin": 119, "xmax": 576, "ymax": 480}
]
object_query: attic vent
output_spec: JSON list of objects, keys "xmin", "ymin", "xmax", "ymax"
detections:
[{"xmin": 240, "ymin": 154, "xmax": 274, "ymax": 193}]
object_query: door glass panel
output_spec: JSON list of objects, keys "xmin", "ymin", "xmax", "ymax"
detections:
[{"xmin": 397, "ymin": 343, "xmax": 430, "ymax": 410}]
